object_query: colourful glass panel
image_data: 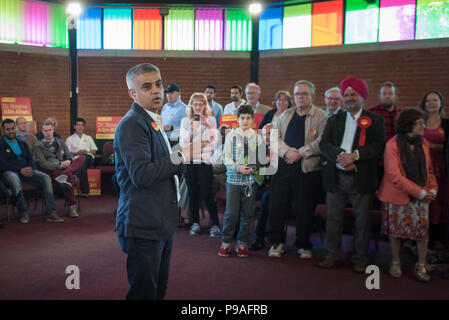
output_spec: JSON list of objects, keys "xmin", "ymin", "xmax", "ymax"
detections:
[
  {"xmin": 312, "ymin": 0, "xmax": 343, "ymax": 46},
  {"xmin": 225, "ymin": 9, "xmax": 252, "ymax": 51},
  {"xmin": 77, "ymin": 8, "xmax": 102, "ymax": 49},
  {"xmin": 259, "ymin": 7, "xmax": 283, "ymax": 50},
  {"xmin": 103, "ymin": 8, "xmax": 132, "ymax": 50},
  {"xmin": 195, "ymin": 9, "xmax": 223, "ymax": 51},
  {"xmin": 379, "ymin": 0, "xmax": 416, "ymax": 42},
  {"xmin": 22, "ymin": 0, "xmax": 50, "ymax": 46},
  {"xmin": 134, "ymin": 9, "xmax": 162, "ymax": 50},
  {"xmin": 344, "ymin": 0, "xmax": 380, "ymax": 44},
  {"xmin": 49, "ymin": 3, "xmax": 67, "ymax": 48},
  {"xmin": 283, "ymin": 4, "xmax": 312, "ymax": 48},
  {"xmin": 165, "ymin": 9, "xmax": 194, "ymax": 50},
  {"xmin": 0, "ymin": 0, "xmax": 21, "ymax": 44},
  {"xmin": 416, "ymin": 0, "xmax": 449, "ymax": 39}
]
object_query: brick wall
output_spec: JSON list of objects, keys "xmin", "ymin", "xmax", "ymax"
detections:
[
  {"xmin": 1, "ymin": 43, "xmax": 449, "ymax": 140},
  {"xmin": 0, "ymin": 50, "xmax": 70, "ymax": 137},
  {"xmin": 259, "ymin": 46, "xmax": 449, "ymax": 113},
  {"xmin": 77, "ymin": 55, "xmax": 251, "ymax": 137}
]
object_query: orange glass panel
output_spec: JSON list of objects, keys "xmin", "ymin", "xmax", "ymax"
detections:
[
  {"xmin": 134, "ymin": 9, "xmax": 162, "ymax": 50},
  {"xmin": 311, "ymin": 0, "xmax": 343, "ymax": 46}
]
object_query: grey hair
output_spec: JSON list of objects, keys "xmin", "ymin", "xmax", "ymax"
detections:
[
  {"xmin": 324, "ymin": 87, "xmax": 341, "ymax": 98},
  {"xmin": 294, "ymin": 80, "xmax": 315, "ymax": 95},
  {"xmin": 126, "ymin": 63, "xmax": 161, "ymax": 90}
]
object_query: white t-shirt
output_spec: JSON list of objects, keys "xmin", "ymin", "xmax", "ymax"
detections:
[{"xmin": 223, "ymin": 99, "xmax": 247, "ymax": 115}]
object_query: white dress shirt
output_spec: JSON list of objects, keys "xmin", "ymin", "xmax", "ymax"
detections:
[
  {"xmin": 65, "ymin": 133, "xmax": 98, "ymax": 159},
  {"xmin": 337, "ymin": 108, "xmax": 362, "ymax": 170},
  {"xmin": 223, "ymin": 99, "xmax": 247, "ymax": 115}
]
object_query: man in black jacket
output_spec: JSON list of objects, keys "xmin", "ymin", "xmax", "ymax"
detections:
[
  {"xmin": 0, "ymin": 119, "xmax": 63, "ymax": 223},
  {"xmin": 318, "ymin": 77, "xmax": 385, "ymax": 273}
]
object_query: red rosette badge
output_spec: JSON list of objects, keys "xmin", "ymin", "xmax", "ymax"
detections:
[{"xmin": 357, "ymin": 116, "xmax": 372, "ymax": 147}]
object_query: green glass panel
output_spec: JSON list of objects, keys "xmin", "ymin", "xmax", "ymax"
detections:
[
  {"xmin": 164, "ymin": 9, "xmax": 194, "ymax": 50},
  {"xmin": 416, "ymin": 0, "xmax": 449, "ymax": 39},
  {"xmin": 50, "ymin": 4, "xmax": 68, "ymax": 48},
  {"xmin": 0, "ymin": 0, "xmax": 21, "ymax": 43},
  {"xmin": 225, "ymin": 9, "xmax": 252, "ymax": 51},
  {"xmin": 283, "ymin": 4, "xmax": 312, "ymax": 48},
  {"xmin": 344, "ymin": 0, "xmax": 380, "ymax": 44}
]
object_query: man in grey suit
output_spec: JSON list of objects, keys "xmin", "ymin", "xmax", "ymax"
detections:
[{"xmin": 114, "ymin": 63, "xmax": 204, "ymax": 300}]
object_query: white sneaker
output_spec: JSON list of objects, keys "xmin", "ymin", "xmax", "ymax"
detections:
[
  {"xmin": 268, "ymin": 243, "xmax": 284, "ymax": 257},
  {"xmin": 69, "ymin": 205, "xmax": 78, "ymax": 218},
  {"xmin": 297, "ymin": 248, "xmax": 312, "ymax": 259},
  {"xmin": 55, "ymin": 174, "xmax": 72, "ymax": 190},
  {"xmin": 189, "ymin": 223, "xmax": 200, "ymax": 236},
  {"xmin": 209, "ymin": 225, "xmax": 221, "ymax": 238}
]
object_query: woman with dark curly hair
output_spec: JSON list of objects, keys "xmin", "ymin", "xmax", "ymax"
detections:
[
  {"xmin": 378, "ymin": 107, "xmax": 438, "ymax": 282},
  {"xmin": 418, "ymin": 90, "xmax": 449, "ymax": 250}
]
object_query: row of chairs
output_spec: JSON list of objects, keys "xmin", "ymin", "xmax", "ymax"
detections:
[{"xmin": 0, "ymin": 176, "xmax": 82, "ymax": 223}]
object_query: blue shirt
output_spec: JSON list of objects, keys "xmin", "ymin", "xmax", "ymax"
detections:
[
  {"xmin": 161, "ymin": 99, "xmax": 187, "ymax": 141},
  {"xmin": 210, "ymin": 100, "xmax": 223, "ymax": 127},
  {"xmin": 4, "ymin": 137, "xmax": 22, "ymax": 156},
  {"xmin": 16, "ymin": 131, "xmax": 29, "ymax": 142}
]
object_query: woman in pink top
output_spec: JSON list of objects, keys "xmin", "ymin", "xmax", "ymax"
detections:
[
  {"xmin": 378, "ymin": 107, "xmax": 438, "ymax": 282},
  {"xmin": 418, "ymin": 90, "xmax": 449, "ymax": 250}
]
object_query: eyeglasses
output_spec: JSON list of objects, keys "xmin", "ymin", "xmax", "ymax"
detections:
[
  {"xmin": 326, "ymin": 97, "xmax": 341, "ymax": 101},
  {"xmin": 294, "ymin": 92, "xmax": 311, "ymax": 97},
  {"xmin": 415, "ymin": 119, "xmax": 426, "ymax": 126}
]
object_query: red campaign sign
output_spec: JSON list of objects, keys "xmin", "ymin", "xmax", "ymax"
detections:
[
  {"xmin": 96, "ymin": 117, "xmax": 123, "ymax": 139},
  {"xmin": 1, "ymin": 97, "xmax": 33, "ymax": 121},
  {"xmin": 219, "ymin": 113, "xmax": 263, "ymax": 131}
]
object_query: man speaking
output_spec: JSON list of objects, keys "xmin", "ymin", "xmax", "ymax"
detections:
[{"xmin": 114, "ymin": 63, "xmax": 205, "ymax": 300}]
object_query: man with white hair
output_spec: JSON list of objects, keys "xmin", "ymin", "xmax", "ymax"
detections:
[
  {"xmin": 323, "ymin": 87, "xmax": 342, "ymax": 116},
  {"xmin": 245, "ymin": 82, "xmax": 271, "ymax": 116}
]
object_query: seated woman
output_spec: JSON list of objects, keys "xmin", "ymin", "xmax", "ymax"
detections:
[{"xmin": 378, "ymin": 107, "xmax": 437, "ymax": 282}]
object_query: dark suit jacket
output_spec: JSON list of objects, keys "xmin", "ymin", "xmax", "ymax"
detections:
[
  {"xmin": 114, "ymin": 102, "xmax": 184, "ymax": 241},
  {"xmin": 320, "ymin": 109, "xmax": 385, "ymax": 194}
]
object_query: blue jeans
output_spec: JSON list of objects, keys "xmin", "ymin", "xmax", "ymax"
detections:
[
  {"xmin": 2, "ymin": 170, "xmax": 57, "ymax": 214},
  {"xmin": 118, "ymin": 236, "xmax": 173, "ymax": 300},
  {"xmin": 222, "ymin": 183, "xmax": 256, "ymax": 245}
]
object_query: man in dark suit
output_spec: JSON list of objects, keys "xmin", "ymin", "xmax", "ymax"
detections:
[
  {"xmin": 114, "ymin": 63, "xmax": 205, "ymax": 300},
  {"xmin": 318, "ymin": 77, "xmax": 385, "ymax": 273}
]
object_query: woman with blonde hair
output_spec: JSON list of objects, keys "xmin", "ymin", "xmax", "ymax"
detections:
[{"xmin": 179, "ymin": 93, "xmax": 220, "ymax": 237}]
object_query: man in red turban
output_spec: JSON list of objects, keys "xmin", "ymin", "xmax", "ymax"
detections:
[{"xmin": 318, "ymin": 76, "xmax": 385, "ymax": 273}]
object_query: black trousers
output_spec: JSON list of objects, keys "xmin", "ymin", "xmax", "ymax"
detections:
[
  {"xmin": 254, "ymin": 188, "xmax": 271, "ymax": 244},
  {"xmin": 185, "ymin": 163, "xmax": 219, "ymax": 226},
  {"xmin": 267, "ymin": 159, "xmax": 323, "ymax": 249},
  {"xmin": 118, "ymin": 236, "xmax": 173, "ymax": 300}
]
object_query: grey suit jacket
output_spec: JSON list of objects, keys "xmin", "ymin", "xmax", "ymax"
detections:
[{"xmin": 114, "ymin": 102, "xmax": 184, "ymax": 240}]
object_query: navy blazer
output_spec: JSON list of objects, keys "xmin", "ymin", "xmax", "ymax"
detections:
[
  {"xmin": 320, "ymin": 109, "xmax": 385, "ymax": 194},
  {"xmin": 114, "ymin": 102, "xmax": 184, "ymax": 241},
  {"xmin": 0, "ymin": 137, "xmax": 36, "ymax": 174}
]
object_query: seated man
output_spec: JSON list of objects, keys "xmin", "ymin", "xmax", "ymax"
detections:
[
  {"xmin": 0, "ymin": 119, "xmax": 63, "ymax": 223},
  {"xmin": 65, "ymin": 117, "xmax": 98, "ymax": 168},
  {"xmin": 15, "ymin": 117, "xmax": 38, "ymax": 154},
  {"xmin": 33, "ymin": 120, "xmax": 88, "ymax": 217},
  {"xmin": 36, "ymin": 117, "xmax": 62, "ymax": 140}
]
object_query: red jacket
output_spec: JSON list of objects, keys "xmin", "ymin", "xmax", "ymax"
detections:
[{"xmin": 378, "ymin": 135, "xmax": 437, "ymax": 205}]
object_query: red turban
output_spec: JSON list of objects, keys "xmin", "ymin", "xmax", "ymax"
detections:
[{"xmin": 340, "ymin": 77, "xmax": 369, "ymax": 100}]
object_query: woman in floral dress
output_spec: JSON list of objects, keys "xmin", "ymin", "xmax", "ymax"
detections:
[{"xmin": 378, "ymin": 107, "xmax": 437, "ymax": 282}]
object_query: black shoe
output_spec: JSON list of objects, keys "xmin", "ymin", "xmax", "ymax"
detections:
[{"xmin": 249, "ymin": 241, "xmax": 265, "ymax": 251}]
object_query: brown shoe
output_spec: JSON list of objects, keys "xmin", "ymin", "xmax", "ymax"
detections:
[
  {"xmin": 389, "ymin": 261, "xmax": 402, "ymax": 278},
  {"xmin": 353, "ymin": 262, "xmax": 368, "ymax": 273},
  {"xmin": 318, "ymin": 259, "xmax": 340, "ymax": 269}
]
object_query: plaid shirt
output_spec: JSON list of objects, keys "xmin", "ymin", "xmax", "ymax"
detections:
[
  {"xmin": 369, "ymin": 104, "xmax": 401, "ymax": 165},
  {"xmin": 224, "ymin": 128, "xmax": 258, "ymax": 186}
]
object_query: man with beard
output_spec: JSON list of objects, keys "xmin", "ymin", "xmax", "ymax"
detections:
[
  {"xmin": 114, "ymin": 63, "xmax": 208, "ymax": 300},
  {"xmin": 223, "ymin": 85, "xmax": 246, "ymax": 115},
  {"xmin": 204, "ymin": 84, "xmax": 223, "ymax": 126},
  {"xmin": 369, "ymin": 82, "xmax": 401, "ymax": 187},
  {"xmin": 318, "ymin": 77, "xmax": 385, "ymax": 273}
]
